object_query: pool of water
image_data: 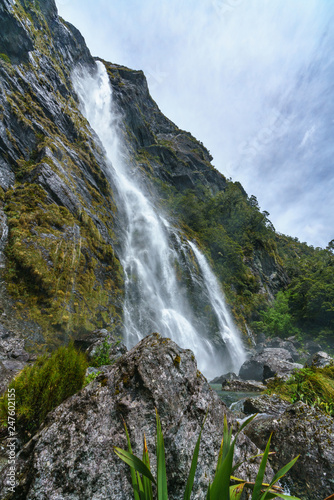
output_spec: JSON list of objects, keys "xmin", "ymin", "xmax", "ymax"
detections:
[{"xmin": 210, "ymin": 384, "xmax": 261, "ymax": 408}]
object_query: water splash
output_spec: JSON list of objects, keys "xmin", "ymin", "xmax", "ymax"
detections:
[{"xmin": 72, "ymin": 61, "xmax": 246, "ymax": 379}]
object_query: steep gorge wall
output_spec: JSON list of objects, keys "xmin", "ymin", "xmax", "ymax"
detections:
[
  {"xmin": 0, "ymin": 0, "xmax": 124, "ymax": 347},
  {"xmin": 0, "ymin": 0, "xmax": 287, "ymax": 350}
]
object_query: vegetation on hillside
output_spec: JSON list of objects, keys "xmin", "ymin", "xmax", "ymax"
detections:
[
  {"xmin": 266, "ymin": 365, "xmax": 334, "ymax": 416},
  {"xmin": 150, "ymin": 172, "xmax": 334, "ymax": 347},
  {"xmin": 276, "ymin": 237, "xmax": 334, "ymax": 347},
  {"xmin": 252, "ymin": 236, "xmax": 334, "ymax": 348}
]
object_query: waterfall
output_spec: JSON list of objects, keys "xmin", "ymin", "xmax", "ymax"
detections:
[
  {"xmin": 188, "ymin": 242, "xmax": 246, "ymax": 369},
  {"xmin": 72, "ymin": 61, "xmax": 246, "ymax": 380},
  {"xmin": 0, "ymin": 211, "xmax": 8, "ymax": 270}
]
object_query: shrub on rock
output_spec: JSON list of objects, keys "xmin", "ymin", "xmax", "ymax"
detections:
[{"xmin": 0, "ymin": 343, "xmax": 87, "ymax": 438}]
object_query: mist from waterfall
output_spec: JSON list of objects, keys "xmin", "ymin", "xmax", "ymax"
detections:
[{"xmin": 72, "ymin": 61, "xmax": 246, "ymax": 379}]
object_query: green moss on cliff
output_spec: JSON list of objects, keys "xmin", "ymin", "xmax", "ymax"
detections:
[
  {"xmin": 4, "ymin": 183, "xmax": 123, "ymax": 344},
  {"xmin": 0, "ymin": 1, "xmax": 127, "ymax": 346},
  {"xmin": 0, "ymin": 53, "xmax": 11, "ymax": 64}
]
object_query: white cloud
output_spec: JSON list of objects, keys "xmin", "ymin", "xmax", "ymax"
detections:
[
  {"xmin": 299, "ymin": 125, "xmax": 317, "ymax": 149},
  {"xmin": 55, "ymin": 0, "xmax": 334, "ymax": 248}
]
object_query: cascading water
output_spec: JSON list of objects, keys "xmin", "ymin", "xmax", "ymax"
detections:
[
  {"xmin": 73, "ymin": 61, "xmax": 246, "ymax": 380},
  {"xmin": 188, "ymin": 242, "xmax": 245, "ymax": 369},
  {"xmin": 0, "ymin": 212, "xmax": 8, "ymax": 270}
]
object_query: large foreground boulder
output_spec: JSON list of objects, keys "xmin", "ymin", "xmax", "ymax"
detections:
[
  {"xmin": 0, "ymin": 333, "xmax": 263, "ymax": 500},
  {"xmin": 242, "ymin": 396, "xmax": 334, "ymax": 500}
]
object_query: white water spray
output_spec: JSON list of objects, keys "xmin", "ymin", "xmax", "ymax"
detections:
[
  {"xmin": 188, "ymin": 242, "xmax": 246, "ymax": 368},
  {"xmin": 73, "ymin": 61, "xmax": 246, "ymax": 379}
]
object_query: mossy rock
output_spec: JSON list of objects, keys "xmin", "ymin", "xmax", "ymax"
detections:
[{"xmin": 3, "ymin": 183, "xmax": 124, "ymax": 345}]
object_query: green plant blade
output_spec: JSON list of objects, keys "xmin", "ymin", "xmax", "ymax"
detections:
[
  {"xmin": 268, "ymin": 455, "xmax": 300, "ymax": 488},
  {"xmin": 135, "ymin": 473, "xmax": 146, "ymax": 500},
  {"xmin": 267, "ymin": 495, "xmax": 300, "ymax": 500},
  {"xmin": 210, "ymin": 442, "xmax": 235, "ymax": 499},
  {"xmin": 156, "ymin": 410, "xmax": 168, "ymax": 500},
  {"xmin": 236, "ymin": 414, "xmax": 257, "ymax": 436},
  {"xmin": 142, "ymin": 435, "xmax": 153, "ymax": 500},
  {"xmin": 114, "ymin": 447, "xmax": 156, "ymax": 484},
  {"xmin": 251, "ymin": 433, "xmax": 272, "ymax": 499},
  {"xmin": 230, "ymin": 483, "xmax": 246, "ymax": 500},
  {"xmin": 216, "ymin": 436, "xmax": 224, "ymax": 472},
  {"xmin": 123, "ymin": 421, "xmax": 141, "ymax": 500},
  {"xmin": 259, "ymin": 455, "xmax": 300, "ymax": 500},
  {"xmin": 183, "ymin": 413, "xmax": 207, "ymax": 500},
  {"xmin": 221, "ymin": 414, "xmax": 233, "ymax": 463}
]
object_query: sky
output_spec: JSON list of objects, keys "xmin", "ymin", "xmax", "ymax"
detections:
[{"xmin": 55, "ymin": 0, "xmax": 334, "ymax": 249}]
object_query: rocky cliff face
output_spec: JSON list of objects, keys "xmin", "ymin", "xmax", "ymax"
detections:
[
  {"xmin": 0, "ymin": 0, "xmax": 287, "ymax": 351},
  {"xmin": 0, "ymin": 0, "xmax": 124, "ymax": 346},
  {"xmin": 101, "ymin": 58, "xmax": 226, "ymax": 194}
]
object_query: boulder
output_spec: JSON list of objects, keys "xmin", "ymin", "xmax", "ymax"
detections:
[
  {"xmin": 239, "ymin": 358, "xmax": 264, "ymax": 382},
  {"xmin": 210, "ymin": 371, "xmax": 238, "ymax": 385},
  {"xmin": 0, "ymin": 326, "xmax": 31, "ymax": 394},
  {"xmin": 211, "ymin": 372, "xmax": 266, "ymax": 392},
  {"xmin": 233, "ymin": 394, "xmax": 291, "ymax": 417},
  {"xmin": 255, "ymin": 336, "xmax": 300, "ymax": 362},
  {"xmin": 222, "ymin": 379, "xmax": 266, "ymax": 392},
  {"xmin": 239, "ymin": 348, "xmax": 302, "ymax": 383},
  {"xmin": 305, "ymin": 351, "xmax": 334, "ymax": 369},
  {"xmin": 86, "ymin": 335, "xmax": 127, "ymax": 363},
  {"xmin": 304, "ymin": 340, "xmax": 323, "ymax": 356},
  {"xmin": 264, "ymin": 337, "xmax": 300, "ymax": 362},
  {"xmin": 286, "ymin": 336, "xmax": 303, "ymax": 349},
  {"xmin": 74, "ymin": 328, "xmax": 127, "ymax": 363},
  {"xmin": 73, "ymin": 328, "xmax": 110, "ymax": 351},
  {"xmin": 0, "ymin": 333, "xmax": 264, "ymax": 499},
  {"xmin": 244, "ymin": 401, "xmax": 334, "ymax": 500}
]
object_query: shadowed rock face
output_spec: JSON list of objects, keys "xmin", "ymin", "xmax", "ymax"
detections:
[
  {"xmin": 0, "ymin": 334, "xmax": 262, "ymax": 500},
  {"xmin": 0, "ymin": 324, "xmax": 32, "ymax": 394},
  {"xmin": 0, "ymin": 2, "xmax": 33, "ymax": 65},
  {"xmin": 305, "ymin": 351, "xmax": 334, "ymax": 368},
  {"xmin": 243, "ymin": 397, "xmax": 334, "ymax": 500},
  {"xmin": 239, "ymin": 348, "xmax": 302, "ymax": 383}
]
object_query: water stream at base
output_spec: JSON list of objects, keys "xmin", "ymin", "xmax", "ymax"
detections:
[{"xmin": 73, "ymin": 61, "xmax": 246, "ymax": 380}]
